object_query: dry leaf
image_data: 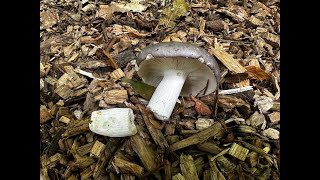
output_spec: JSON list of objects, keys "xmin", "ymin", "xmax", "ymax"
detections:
[
  {"xmin": 40, "ymin": 9, "xmax": 59, "ymax": 29},
  {"xmin": 245, "ymin": 66, "xmax": 271, "ymax": 81},
  {"xmin": 40, "ymin": 108, "xmax": 53, "ymax": 124},
  {"xmin": 124, "ymin": 25, "xmax": 150, "ymax": 37},
  {"xmin": 254, "ymin": 95, "xmax": 273, "ymax": 113},
  {"xmin": 111, "ymin": 0, "xmax": 147, "ymax": 13},
  {"xmin": 218, "ymin": 95, "xmax": 250, "ymax": 111},
  {"xmin": 96, "ymin": 5, "xmax": 113, "ymax": 20},
  {"xmin": 159, "ymin": 0, "xmax": 189, "ymax": 28},
  {"xmin": 191, "ymin": 96, "xmax": 212, "ymax": 115},
  {"xmin": 246, "ymin": 111, "xmax": 266, "ymax": 129},
  {"xmin": 261, "ymin": 128, "xmax": 279, "ymax": 139},
  {"xmin": 268, "ymin": 112, "xmax": 280, "ymax": 123},
  {"xmin": 112, "ymin": 37, "xmax": 132, "ymax": 54}
]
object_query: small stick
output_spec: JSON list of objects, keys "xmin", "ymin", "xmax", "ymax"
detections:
[
  {"xmin": 218, "ymin": 86, "xmax": 253, "ymax": 95},
  {"xmin": 102, "ymin": 50, "xmax": 119, "ymax": 69}
]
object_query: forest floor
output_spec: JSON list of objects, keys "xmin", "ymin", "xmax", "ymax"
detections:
[{"xmin": 40, "ymin": 0, "xmax": 280, "ymax": 179}]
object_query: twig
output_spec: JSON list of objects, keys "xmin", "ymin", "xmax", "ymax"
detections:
[
  {"xmin": 218, "ymin": 86, "xmax": 253, "ymax": 95},
  {"xmin": 74, "ymin": 68, "xmax": 106, "ymax": 80},
  {"xmin": 104, "ymin": 36, "xmax": 119, "ymax": 53},
  {"xmin": 102, "ymin": 49, "xmax": 119, "ymax": 69}
]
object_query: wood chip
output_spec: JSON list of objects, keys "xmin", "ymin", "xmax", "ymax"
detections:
[
  {"xmin": 62, "ymin": 120, "xmax": 90, "ymax": 138},
  {"xmin": 248, "ymin": 15, "xmax": 264, "ymax": 27},
  {"xmin": 268, "ymin": 111, "xmax": 280, "ymax": 123},
  {"xmin": 173, "ymin": 173, "xmax": 186, "ymax": 180},
  {"xmin": 130, "ymin": 133, "xmax": 160, "ymax": 171},
  {"xmin": 104, "ymin": 89, "xmax": 128, "ymax": 104},
  {"xmin": 169, "ymin": 122, "xmax": 224, "ymax": 151},
  {"xmin": 261, "ymin": 128, "xmax": 279, "ymax": 139},
  {"xmin": 246, "ymin": 111, "xmax": 266, "ymax": 129},
  {"xmin": 260, "ymin": 32, "xmax": 280, "ymax": 48},
  {"xmin": 210, "ymin": 39, "xmax": 247, "ymax": 73},
  {"xmin": 114, "ymin": 155, "xmax": 145, "ymax": 177},
  {"xmin": 40, "ymin": 108, "xmax": 53, "ymax": 124},
  {"xmin": 76, "ymin": 142, "xmax": 95, "ymax": 156},
  {"xmin": 90, "ymin": 140, "xmax": 106, "ymax": 158},
  {"xmin": 110, "ymin": 68, "xmax": 125, "ymax": 80},
  {"xmin": 228, "ymin": 143, "xmax": 249, "ymax": 161},
  {"xmin": 59, "ymin": 116, "xmax": 71, "ymax": 124},
  {"xmin": 180, "ymin": 154, "xmax": 199, "ymax": 180},
  {"xmin": 138, "ymin": 105, "xmax": 168, "ymax": 149}
]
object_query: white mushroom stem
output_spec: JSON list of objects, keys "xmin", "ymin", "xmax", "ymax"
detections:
[{"xmin": 147, "ymin": 69, "xmax": 187, "ymax": 120}]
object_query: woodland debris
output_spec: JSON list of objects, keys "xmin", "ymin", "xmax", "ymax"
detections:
[
  {"xmin": 246, "ymin": 111, "xmax": 267, "ymax": 129},
  {"xmin": 62, "ymin": 120, "xmax": 90, "ymax": 138},
  {"xmin": 268, "ymin": 111, "xmax": 280, "ymax": 123},
  {"xmin": 261, "ymin": 128, "xmax": 280, "ymax": 139},
  {"xmin": 130, "ymin": 133, "xmax": 160, "ymax": 171},
  {"xmin": 76, "ymin": 142, "xmax": 94, "ymax": 156},
  {"xmin": 90, "ymin": 140, "xmax": 106, "ymax": 158},
  {"xmin": 104, "ymin": 89, "xmax": 128, "ymax": 104},
  {"xmin": 210, "ymin": 39, "xmax": 247, "ymax": 73},
  {"xmin": 195, "ymin": 118, "xmax": 214, "ymax": 130},
  {"xmin": 228, "ymin": 143, "xmax": 249, "ymax": 161},
  {"xmin": 110, "ymin": 68, "xmax": 125, "ymax": 81},
  {"xmin": 113, "ymin": 155, "xmax": 145, "ymax": 177},
  {"xmin": 169, "ymin": 122, "xmax": 225, "ymax": 151},
  {"xmin": 179, "ymin": 154, "xmax": 199, "ymax": 180},
  {"xmin": 138, "ymin": 104, "xmax": 169, "ymax": 149}
]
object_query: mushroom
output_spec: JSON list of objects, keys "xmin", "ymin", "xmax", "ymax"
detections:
[{"xmin": 137, "ymin": 42, "xmax": 220, "ymax": 120}]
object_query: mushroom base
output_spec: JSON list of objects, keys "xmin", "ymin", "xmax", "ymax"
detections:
[{"xmin": 147, "ymin": 69, "xmax": 187, "ymax": 120}]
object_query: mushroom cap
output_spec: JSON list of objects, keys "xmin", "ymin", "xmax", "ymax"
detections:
[{"xmin": 137, "ymin": 42, "xmax": 221, "ymax": 97}]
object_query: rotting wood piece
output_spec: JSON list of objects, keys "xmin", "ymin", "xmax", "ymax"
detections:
[
  {"xmin": 76, "ymin": 142, "xmax": 94, "ymax": 156},
  {"xmin": 180, "ymin": 154, "xmax": 199, "ymax": 180},
  {"xmin": 169, "ymin": 122, "xmax": 225, "ymax": 151},
  {"xmin": 130, "ymin": 133, "xmax": 160, "ymax": 172},
  {"xmin": 114, "ymin": 155, "xmax": 145, "ymax": 177},
  {"xmin": 197, "ymin": 142, "xmax": 223, "ymax": 154},
  {"xmin": 62, "ymin": 120, "xmax": 90, "ymax": 138},
  {"xmin": 138, "ymin": 104, "xmax": 168, "ymax": 149},
  {"xmin": 90, "ymin": 140, "xmax": 106, "ymax": 158}
]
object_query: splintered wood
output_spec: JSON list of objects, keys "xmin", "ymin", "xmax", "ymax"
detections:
[
  {"xmin": 114, "ymin": 155, "xmax": 145, "ymax": 177},
  {"xmin": 180, "ymin": 155, "xmax": 199, "ymax": 180},
  {"xmin": 169, "ymin": 122, "xmax": 225, "ymax": 151},
  {"xmin": 90, "ymin": 140, "xmax": 106, "ymax": 158},
  {"xmin": 210, "ymin": 39, "xmax": 247, "ymax": 73},
  {"xmin": 130, "ymin": 133, "xmax": 160, "ymax": 172},
  {"xmin": 62, "ymin": 120, "xmax": 89, "ymax": 138},
  {"xmin": 138, "ymin": 104, "xmax": 168, "ymax": 149}
]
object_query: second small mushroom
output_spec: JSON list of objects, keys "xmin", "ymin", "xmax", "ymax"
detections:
[{"xmin": 137, "ymin": 42, "xmax": 221, "ymax": 120}]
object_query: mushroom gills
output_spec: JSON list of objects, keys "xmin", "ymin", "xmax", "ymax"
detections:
[{"xmin": 147, "ymin": 69, "xmax": 187, "ymax": 120}]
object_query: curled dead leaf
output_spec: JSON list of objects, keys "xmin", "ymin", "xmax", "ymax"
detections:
[
  {"xmin": 245, "ymin": 66, "xmax": 271, "ymax": 81},
  {"xmin": 191, "ymin": 96, "xmax": 212, "ymax": 115}
]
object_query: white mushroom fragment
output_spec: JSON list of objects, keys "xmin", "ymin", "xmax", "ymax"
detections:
[
  {"xmin": 137, "ymin": 42, "xmax": 221, "ymax": 120},
  {"xmin": 89, "ymin": 108, "xmax": 137, "ymax": 137}
]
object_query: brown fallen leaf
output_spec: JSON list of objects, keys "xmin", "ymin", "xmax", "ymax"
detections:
[
  {"xmin": 40, "ymin": 109, "xmax": 53, "ymax": 124},
  {"xmin": 268, "ymin": 111, "xmax": 280, "ymax": 123},
  {"xmin": 191, "ymin": 96, "xmax": 212, "ymax": 115},
  {"xmin": 245, "ymin": 66, "xmax": 271, "ymax": 81},
  {"xmin": 96, "ymin": 5, "xmax": 113, "ymax": 20},
  {"xmin": 40, "ymin": 9, "xmax": 59, "ymax": 29}
]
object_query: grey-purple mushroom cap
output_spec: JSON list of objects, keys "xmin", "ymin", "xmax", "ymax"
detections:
[{"xmin": 136, "ymin": 42, "xmax": 221, "ymax": 97}]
